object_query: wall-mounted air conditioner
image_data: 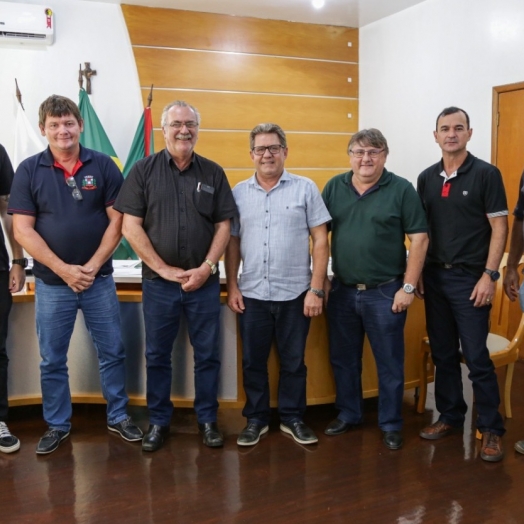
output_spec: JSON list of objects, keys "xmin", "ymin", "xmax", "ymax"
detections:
[{"xmin": 0, "ymin": 2, "xmax": 54, "ymax": 45}]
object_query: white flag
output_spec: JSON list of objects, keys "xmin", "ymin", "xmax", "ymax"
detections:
[{"xmin": 13, "ymin": 95, "xmax": 45, "ymax": 169}]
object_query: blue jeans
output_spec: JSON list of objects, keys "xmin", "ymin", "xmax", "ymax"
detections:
[
  {"xmin": 326, "ymin": 278, "xmax": 406, "ymax": 431},
  {"xmin": 423, "ymin": 265, "xmax": 505, "ymax": 435},
  {"xmin": 239, "ymin": 292, "xmax": 310, "ymax": 425},
  {"xmin": 0, "ymin": 271, "xmax": 12, "ymax": 421},
  {"xmin": 36, "ymin": 276, "xmax": 128, "ymax": 432},
  {"xmin": 142, "ymin": 278, "xmax": 221, "ymax": 425}
]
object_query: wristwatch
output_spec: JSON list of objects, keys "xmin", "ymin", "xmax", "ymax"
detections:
[
  {"xmin": 484, "ymin": 268, "xmax": 500, "ymax": 282},
  {"xmin": 12, "ymin": 258, "xmax": 28, "ymax": 268},
  {"xmin": 309, "ymin": 287, "xmax": 326, "ymax": 299},
  {"xmin": 402, "ymin": 283, "xmax": 415, "ymax": 294},
  {"xmin": 204, "ymin": 259, "xmax": 217, "ymax": 275}
]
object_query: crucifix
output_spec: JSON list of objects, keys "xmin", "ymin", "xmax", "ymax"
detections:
[{"xmin": 78, "ymin": 62, "xmax": 97, "ymax": 94}]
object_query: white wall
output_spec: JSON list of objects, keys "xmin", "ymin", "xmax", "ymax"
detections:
[
  {"xmin": 0, "ymin": 0, "xmax": 143, "ymax": 165},
  {"xmin": 360, "ymin": 0, "xmax": 524, "ymax": 185}
]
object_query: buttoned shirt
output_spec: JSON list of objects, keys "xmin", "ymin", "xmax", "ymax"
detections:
[{"xmin": 231, "ymin": 170, "xmax": 331, "ymax": 301}]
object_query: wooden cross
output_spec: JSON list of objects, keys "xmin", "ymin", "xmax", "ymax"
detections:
[{"xmin": 78, "ymin": 62, "xmax": 97, "ymax": 94}]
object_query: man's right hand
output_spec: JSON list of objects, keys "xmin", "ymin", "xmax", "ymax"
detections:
[
  {"xmin": 504, "ymin": 266, "xmax": 520, "ymax": 302},
  {"xmin": 59, "ymin": 264, "xmax": 95, "ymax": 293},
  {"xmin": 157, "ymin": 266, "xmax": 189, "ymax": 285},
  {"xmin": 227, "ymin": 286, "xmax": 245, "ymax": 314}
]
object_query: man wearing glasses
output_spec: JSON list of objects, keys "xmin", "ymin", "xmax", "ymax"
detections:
[
  {"xmin": 225, "ymin": 123, "xmax": 331, "ymax": 446},
  {"xmin": 115, "ymin": 101, "xmax": 237, "ymax": 451},
  {"xmin": 9, "ymin": 95, "xmax": 142, "ymax": 454},
  {"xmin": 321, "ymin": 129, "xmax": 428, "ymax": 450}
]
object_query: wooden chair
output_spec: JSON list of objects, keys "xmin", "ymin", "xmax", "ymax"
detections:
[{"xmin": 417, "ymin": 253, "xmax": 524, "ymax": 418}]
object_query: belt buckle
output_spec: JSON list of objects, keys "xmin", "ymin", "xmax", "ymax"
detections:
[
  {"xmin": 356, "ymin": 284, "xmax": 367, "ymax": 291},
  {"xmin": 444, "ymin": 264, "xmax": 453, "ymax": 269}
]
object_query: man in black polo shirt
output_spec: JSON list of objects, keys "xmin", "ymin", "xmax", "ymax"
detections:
[
  {"xmin": 0, "ymin": 145, "xmax": 26, "ymax": 454},
  {"xmin": 114, "ymin": 100, "xmax": 237, "ymax": 451},
  {"xmin": 417, "ymin": 106, "xmax": 508, "ymax": 462}
]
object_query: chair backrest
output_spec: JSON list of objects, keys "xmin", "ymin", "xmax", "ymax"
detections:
[{"xmin": 489, "ymin": 253, "xmax": 524, "ymax": 339}]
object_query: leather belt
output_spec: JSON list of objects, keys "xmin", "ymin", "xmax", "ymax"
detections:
[{"xmin": 345, "ymin": 276, "xmax": 402, "ymax": 291}]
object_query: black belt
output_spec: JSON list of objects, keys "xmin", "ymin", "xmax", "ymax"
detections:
[{"xmin": 344, "ymin": 276, "xmax": 402, "ymax": 291}]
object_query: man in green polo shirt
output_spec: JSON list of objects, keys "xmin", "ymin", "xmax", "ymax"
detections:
[{"xmin": 321, "ymin": 128, "xmax": 428, "ymax": 450}]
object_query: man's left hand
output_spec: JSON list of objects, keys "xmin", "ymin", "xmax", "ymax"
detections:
[
  {"xmin": 392, "ymin": 288, "xmax": 414, "ymax": 313},
  {"xmin": 180, "ymin": 264, "xmax": 210, "ymax": 292},
  {"xmin": 470, "ymin": 274, "xmax": 495, "ymax": 307},
  {"xmin": 8, "ymin": 264, "xmax": 26, "ymax": 293},
  {"xmin": 304, "ymin": 291, "xmax": 323, "ymax": 317}
]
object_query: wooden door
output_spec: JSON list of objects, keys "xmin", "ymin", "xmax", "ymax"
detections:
[{"xmin": 492, "ymin": 82, "xmax": 524, "ymax": 338}]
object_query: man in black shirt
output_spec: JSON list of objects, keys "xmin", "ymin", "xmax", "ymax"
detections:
[
  {"xmin": 417, "ymin": 107, "xmax": 507, "ymax": 462},
  {"xmin": 0, "ymin": 145, "xmax": 26, "ymax": 453},
  {"xmin": 115, "ymin": 100, "xmax": 237, "ymax": 451}
]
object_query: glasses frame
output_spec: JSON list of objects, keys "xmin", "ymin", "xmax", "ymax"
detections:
[
  {"xmin": 167, "ymin": 121, "xmax": 199, "ymax": 129},
  {"xmin": 66, "ymin": 176, "xmax": 83, "ymax": 201},
  {"xmin": 349, "ymin": 148, "xmax": 385, "ymax": 159},
  {"xmin": 251, "ymin": 145, "xmax": 284, "ymax": 156}
]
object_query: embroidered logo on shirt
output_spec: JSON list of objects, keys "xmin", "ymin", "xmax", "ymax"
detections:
[
  {"xmin": 82, "ymin": 176, "xmax": 97, "ymax": 190},
  {"xmin": 463, "ymin": 191, "xmax": 468, "ymax": 196}
]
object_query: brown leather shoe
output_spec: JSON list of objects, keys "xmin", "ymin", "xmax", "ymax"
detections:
[
  {"xmin": 419, "ymin": 420, "xmax": 462, "ymax": 440},
  {"xmin": 480, "ymin": 432, "xmax": 504, "ymax": 462}
]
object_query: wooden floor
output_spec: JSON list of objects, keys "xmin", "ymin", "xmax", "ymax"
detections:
[{"xmin": 2, "ymin": 363, "xmax": 524, "ymax": 524}]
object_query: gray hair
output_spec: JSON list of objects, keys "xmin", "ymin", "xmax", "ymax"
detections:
[
  {"xmin": 249, "ymin": 123, "xmax": 287, "ymax": 150},
  {"xmin": 161, "ymin": 100, "xmax": 201, "ymax": 127},
  {"xmin": 347, "ymin": 128, "xmax": 389, "ymax": 155}
]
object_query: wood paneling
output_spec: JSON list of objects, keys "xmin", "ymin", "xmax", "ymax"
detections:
[
  {"xmin": 134, "ymin": 48, "xmax": 358, "ymax": 98},
  {"xmin": 122, "ymin": 5, "xmax": 358, "ymax": 62},
  {"xmin": 143, "ymin": 90, "xmax": 358, "ymax": 133},
  {"xmin": 154, "ymin": 130, "xmax": 350, "ymax": 168}
]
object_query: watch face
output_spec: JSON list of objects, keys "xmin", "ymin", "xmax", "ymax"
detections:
[
  {"xmin": 403, "ymin": 283, "xmax": 415, "ymax": 294},
  {"xmin": 491, "ymin": 271, "xmax": 500, "ymax": 281}
]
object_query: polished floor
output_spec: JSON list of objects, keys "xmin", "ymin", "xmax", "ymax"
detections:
[{"xmin": 2, "ymin": 363, "xmax": 524, "ymax": 524}]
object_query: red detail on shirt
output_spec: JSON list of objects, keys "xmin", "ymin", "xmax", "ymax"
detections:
[
  {"xmin": 441, "ymin": 182, "xmax": 451, "ymax": 198},
  {"xmin": 53, "ymin": 159, "xmax": 83, "ymax": 180}
]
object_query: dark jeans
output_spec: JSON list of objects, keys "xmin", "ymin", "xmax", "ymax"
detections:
[
  {"xmin": 0, "ymin": 271, "xmax": 12, "ymax": 421},
  {"xmin": 423, "ymin": 265, "xmax": 505, "ymax": 435},
  {"xmin": 327, "ymin": 278, "xmax": 406, "ymax": 431},
  {"xmin": 239, "ymin": 292, "xmax": 310, "ymax": 425},
  {"xmin": 142, "ymin": 278, "xmax": 221, "ymax": 425}
]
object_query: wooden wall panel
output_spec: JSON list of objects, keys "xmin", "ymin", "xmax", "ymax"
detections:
[
  {"xmin": 143, "ymin": 90, "xmax": 358, "ymax": 133},
  {"xmin": 154, "ymin": 130, "xmax": 350, "ymax": 169},
  {"xmin": 134, "ymin": 48, "xmax": 358, "ymax": 98},
  {"xmin": 122, "ymin": 5, "xmax": 358, "ymax": 62}
]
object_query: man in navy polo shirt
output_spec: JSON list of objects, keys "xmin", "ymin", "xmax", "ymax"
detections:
[
  {"xmin": 8, "ymin": 95, "xmax": 142, "ymax": 454},
  {"xmin": 417, "ymin": 107, "xmax": 508, "ymax": 462}
]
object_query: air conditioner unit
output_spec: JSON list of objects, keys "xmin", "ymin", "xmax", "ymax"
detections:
[{"xmin": 0, "ymin": 2, "xmax": 54, "ymax": 45}]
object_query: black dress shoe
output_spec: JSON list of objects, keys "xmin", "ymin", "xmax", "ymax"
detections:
[
  {"xmin": 383, "ymin": 430, "xmax": 403, "ymax": 450},
  {"xmin": 142, "ymin": 424, "xmax": 170, "ymax": 452},
  {"xmin": 237, "ymin": 422, "xmax": 269, "ymax": 446},
  {"xmin": 325, "ymin": 418, "xmax": 354, "ymax": 436},
  {"xmin": 198, "ymin": 422, "xmax": 224, "ymax": 448},
  {"xmin": 280, "ymin": 421, "xmax": 318, "ymax": 444}
]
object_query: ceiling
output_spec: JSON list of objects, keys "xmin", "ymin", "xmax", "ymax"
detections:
[{"xmin": 83, "ymin": 0, "xmax": 429, "ymax": 27}]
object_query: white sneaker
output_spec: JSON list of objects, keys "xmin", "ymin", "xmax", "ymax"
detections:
[{"xmin": 0, "ymin": 421, "xmax": 20, "ymax": 453}]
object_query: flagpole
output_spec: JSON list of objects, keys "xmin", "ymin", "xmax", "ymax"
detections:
[
  {"xmin": 15, "ymin": 79, "xmax": 24, "ymax": 110},
  {"xmin": 147, "ymin": 84, "xmax": 154, "ymax": 108}
]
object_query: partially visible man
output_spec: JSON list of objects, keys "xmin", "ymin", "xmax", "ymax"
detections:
[
  {"xmin": 502, "ymin": 166, "xmax": 524, "ymax": 455},
  {"xmin": 322, "ymin": 129, "xmax": 428, "ymax": 450},
  {"xmin": 417, "ymin": 106, "xmax": 507, "ymax": 462},
  {"xmin": 9, "ymin": 95, "xmax": 142, "ymax": 454},
  {"xmin": 114, "ymin": 101, "xmax": 237, "ymax": 451},
  {"xmin": 225, "ymin": 123, "xmax": 331, "ymax": 446},
  {"xmin": 0, "ymin": 145, "xmax": 26, "ymax": 454}
]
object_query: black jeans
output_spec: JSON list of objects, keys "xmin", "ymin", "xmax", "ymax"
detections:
[{"xmin": 0, "ymin": 271, "xmax": 13, "ymax": 421}]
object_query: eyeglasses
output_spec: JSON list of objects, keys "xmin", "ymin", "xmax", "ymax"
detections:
[
  {"xmin": 349, "ymin": 149, "xmax": 385, "ymax": 159},
  {"xmin": 66, "ymin": 176, "xmax": 83, "ymax": 201},
  {"xmin": 168, "ymin": 121, "xmax": 199, "ymax": 129},
  {"xmin": 252, "ymin": 145, "xmax": 284, "ymax": 156}
]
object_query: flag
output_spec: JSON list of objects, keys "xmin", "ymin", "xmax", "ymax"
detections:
[
  {"xmin": 123, "ymin": 106, "xmax": 154, "ymax": 177},
  {"xmin": 78, "ymin": 88, "xmax": 137, "ymax": 258},
  {"xmin": 13, "ymin": 95, "xmax": 45, "ymax": 169},
  {"xmin": 78, "ymin": 88, "xmax": 124, "ymax": 171}
]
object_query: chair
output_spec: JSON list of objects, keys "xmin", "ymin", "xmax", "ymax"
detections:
[{"xmin": 417, "ymin": 253, "xmax": 524, "ymax": 418}]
